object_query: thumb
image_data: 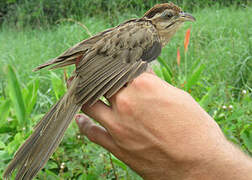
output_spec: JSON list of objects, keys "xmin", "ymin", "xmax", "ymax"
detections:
[{"xmin": 75, "ymin": 114, "xmax": 118, "ymax": 152}]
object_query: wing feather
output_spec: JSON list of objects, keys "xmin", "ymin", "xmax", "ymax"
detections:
[
  {"xmin": 105, "ymin": 61, "xmax": 148, "ymax": 98},
  {"xmin": 73, "ymin": 20, "xmax": 160, "ymax": 104},
  {"xmin": 76, "ymin": 60, "xmax": 124, "ymax": 104},
  {"xmin": 87, "ymin": 61, "xmax": 148, "ymax": 106},
  {"xmin": 33, "ymin": 27, "xmax": 115, "ymax": 71}
]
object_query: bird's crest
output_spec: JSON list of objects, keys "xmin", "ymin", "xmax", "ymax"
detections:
[{"xmin": 143, "ymin": 2, "xmax": 182, "ymax": 18}]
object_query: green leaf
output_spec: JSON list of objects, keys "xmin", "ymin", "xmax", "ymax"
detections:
[
  {"xmin": 111, "ymin": 154, "xmax": 127, "ymax": 170},
  {"xmin": 189, "ymin": 58, "xmax": 202, "ymax": 75},
  {"xmin": 23, "ymin": 79, "xmax": 39, "ymax": 117},
  {"xmin": 0, "ymin": 150, "xmax": 11, "ymax": 161},
  {"xmin": 0, "ymin": 125, "xmax": 13, "ymax": 134},
  {"xmin": 0, "ymin": 141, "xmax": 6, "ymax": 149},
  {"xmin": 7, "ymin": 0, "xmax": 17, "ymax": 3},
  {"xmin": 0, "ymin": 134, "xmax": 11, "ymax": 143},
  {"xmin": 157, "ymin": 57, "xmax": 173, "ymax": 77},
  {"xmin": 161, "ymin": 67, "xmax": 172, "ymax": 84},
  {"xmin": 45, "ymin": 161, "xmax": 58, "ymax": 169},
  {"xmin": 153, "ymin": 65, "xmax": 164, "ymax": 80},
  {"xmin": 78, "ymin": 173, "xmax": 99, "ymax": 180},
  {"xmin": 185, "ymin": 64, "xmax": 205, "ymax": 91},
  {"xmin": 6, "ymin": 132, "xmax": 24, "ymax": 155},
  {"xmin": 78, "ymin": 174, "xmax": 87, "ymax": 180},
  {"xmin": 7, "ymin": 65, "xmax": 26, "ymax": 127},
  {"xmin": 0, "ymin": 99, "xmax": 11, "ymax": 123},
  {"xmin": 240, "ymin": 125, "xmax": 252, "ymax": 153},
  {"xmin": 199, "ymin": 86, "xmax": 217, "ymax": 109},
  {"xmin": 77, "ymin": 172, "xmax": 98, "ymax": 180},
  {"xmin": 43, "ymin": 169, "xmax": 61, "ymax": 180},
  {"xmin": 50, "ymin": 72, "xmax": 66, "ymax": 100}
]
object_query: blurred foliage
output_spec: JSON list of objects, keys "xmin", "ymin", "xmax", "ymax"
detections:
[
  {"xmin": 0, "ymin": 65, "xmax": 140, "ymax": 179},
  {"xmin": 0, "ymin": 2, "xmax": 251, "ymax": 179},
  {"xmin": 0, "ymin": 0, "xmax": 251, "ymax": 28}
]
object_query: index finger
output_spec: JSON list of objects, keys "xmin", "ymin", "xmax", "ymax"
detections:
[{"xmin": 81, "ymin": 100, "xmax": 115, "ymax": 130}]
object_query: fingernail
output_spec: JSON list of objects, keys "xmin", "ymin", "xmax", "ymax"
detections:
[{"xmin": 75, "ymin": 114, "xmax": 85, "ymax": 125}]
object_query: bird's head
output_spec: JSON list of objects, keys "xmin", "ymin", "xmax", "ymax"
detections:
[{"xmin": 143, "ymin": 2, "xmax": 196, "ymax": 46}]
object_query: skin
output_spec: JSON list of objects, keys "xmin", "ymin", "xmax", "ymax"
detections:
[{"xmin": 75, "ymin": 72, "xmax": 252, "ymax": 180}]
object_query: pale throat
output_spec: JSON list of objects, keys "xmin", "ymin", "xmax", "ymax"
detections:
[{"xmin": 158, "ymin": 23, "xmax": 183, "ymax": 47}]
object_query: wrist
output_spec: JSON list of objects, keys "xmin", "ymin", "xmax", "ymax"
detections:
[{"xmin": 186, "ymin": 142, "xmax": 252, "ymax": 180}]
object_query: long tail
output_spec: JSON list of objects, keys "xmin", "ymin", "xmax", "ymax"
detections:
[
  {"xmin": 4, "ymin": 58, "xmax": 148, "ymax": 179},
  {"xmin": 3, "ymin": 78, "xmax": 81, "ymax": 180}
]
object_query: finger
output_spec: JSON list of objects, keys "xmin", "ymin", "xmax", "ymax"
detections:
[
  {"xmin": 75, "ymin": 114, "xmax": 118, "ymax": 152},
  {"xmin": 81, "ymin": 100, "xmax": 114, "ymax": 129},
  {"xmin": 107, "ymin": 91, "xmax": 122, "ymax": 109},
  {"xmin": 107, "ymin": 84, "xmax": 129, "ymax": 107}
]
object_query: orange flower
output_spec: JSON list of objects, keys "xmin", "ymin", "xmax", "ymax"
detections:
[
  {"xmin": 177, "ymin": 47, "xmax": 181, "ymax": 67},
  {"xmin": 184, "ymin": 28, "xmax": 191, "ymax": 53}
]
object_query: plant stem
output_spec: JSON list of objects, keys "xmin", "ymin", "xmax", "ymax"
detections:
[
  {"xmin": 184, "ymin": 51, "xmax": 188, "ymax": 82},
  {"xmin": 108, "ymin": 152, "xmax": 118, "ymax": 180}
]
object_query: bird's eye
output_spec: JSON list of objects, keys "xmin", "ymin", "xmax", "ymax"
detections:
[{"xmin": 162, "ymin": 11, "xmax": 173, "ymax": 19}]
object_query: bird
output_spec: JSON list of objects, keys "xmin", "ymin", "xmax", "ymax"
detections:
[{"xmin": 4, "ymin": 2, "xmax": 195, "ymax": 179}]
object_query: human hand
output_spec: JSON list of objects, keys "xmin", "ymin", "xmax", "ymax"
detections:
[{"xmin": 75, "ymin": 72, "xmax": 252, "ymax": 180}]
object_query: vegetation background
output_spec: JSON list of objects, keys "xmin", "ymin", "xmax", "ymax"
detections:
[{"xmin": 0, "ymin": 0, "xmax": 251, "ymax": 179}]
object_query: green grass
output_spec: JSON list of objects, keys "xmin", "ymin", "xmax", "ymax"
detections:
[{"xmin": 0, "ymin": 6, "xmax": 251, "ymax": 179}]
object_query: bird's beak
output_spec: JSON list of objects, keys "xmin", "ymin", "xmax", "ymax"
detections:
[{"xmin": 179, "ymin": 12, "xmax": 196, "ymax": 22}]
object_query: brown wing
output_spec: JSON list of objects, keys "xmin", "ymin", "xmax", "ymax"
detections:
[
  {"xmin": 74, "ymin": 20, "xmax": 161, "ymax": 106},
  {"xmin": 33, "ymin": 27, "xmax": 115, "ymax": 71}
]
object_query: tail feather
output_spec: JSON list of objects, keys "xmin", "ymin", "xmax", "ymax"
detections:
[
  {"xmin": 3, "ymin": 79, "xmax": 81, "ymax": 180},
  {"xmin": 4, "ymin": 56, "xmax": 149, "ymax": 179},
  {"xmin": 32, "ymin": 53, "xmax": 80, "ymax": 72}
]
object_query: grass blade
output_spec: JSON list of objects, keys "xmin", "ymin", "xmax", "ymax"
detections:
[
  {"xmin": 240, "ymin": 125, "xmax": 252, "ymax": 153},
  {"xmin": 111, "ymin": 154, "xmax": 127, "ymax": 171},
  {"xmin": 189, "ymin": 58, "xmax": 202, "ymax": 76},
  {"xmin": 0, "ymin": 99, "xmax": 11, "ymax": 123},
  {"xmin": 157, "ymin": 57, "xmax": 173, "ymax": 77},
  {"xmin": 153, "ymin": 65, "xmax": 164, "ymax": 80},
  {"xmin": 199, "ymin": 86, "xmax": 217, "ymax": 109},
  {"xmin": 7, "ymin": 65, "xmax": 26, "ymax": 127},
  {"xmin": 0, "ymin": 99, "xmax": 13, "ymax": 133},
  {"xmin": 50, "ymin": 71, "xmax": 66, "ymax": 100},
  {"xmin": 185, "ymin": 63, "xmax": 205, "ymax": 91},
  {"xmin": 23, "ymin": 79, "xmax": 39, "ymax": 117},
  {"xmin": 161, "ymin": 67, "xmax": 172, "ymax": 84}
]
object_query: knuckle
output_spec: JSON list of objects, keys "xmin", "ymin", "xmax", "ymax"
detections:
[
  {"xmin": 131, "ymin": 73, "xmax": 151, "ymax": 90},
  {"xmin": 115, "ymin": 93, "xmax": 133, "ymax": 115}
]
